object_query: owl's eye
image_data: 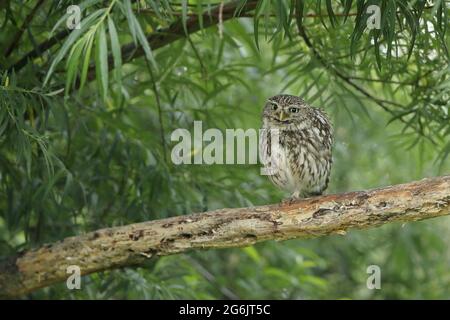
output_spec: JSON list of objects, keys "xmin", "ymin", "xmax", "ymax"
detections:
[
  {"xmin": 289, "ymin": 107, "xmax": 299, "ymax": 113},
  {"xmin": 270, "ymin": 103, "xmax": 278, "ymax": 111}
]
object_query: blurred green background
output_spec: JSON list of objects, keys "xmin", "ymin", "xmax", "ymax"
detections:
[{"xmin": 0, "ymin": 0, "xmax": 449, "ymax": 299}]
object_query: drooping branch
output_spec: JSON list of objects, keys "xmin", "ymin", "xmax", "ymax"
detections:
[
  {"xmin": 9, "ymin": 0, "xmax": 259, "ymax": 74},
  {"xmin": 293, "ymin": 6, "xmax": 437, "ymax": 145},
  {"xmin": 8, "ymin": 29, "xmax": 70, "ymax": 72},
  {"xmin": 3, "ymin": 0, "xmax": 45, "ymax": 58},
  {"xmin": 1, "ymin": 175, "xmax": 449, "ymax": 298},
  {"xmin": 294, "ymin": 2, "xmax": 402, "ymax": 112},
  {"xmin": 87, "ymin": 0, "xmax": 259, "ymax": 80}
]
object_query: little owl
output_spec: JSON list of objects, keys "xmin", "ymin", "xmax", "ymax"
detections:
[{"xmin": 260, "ymin": 94, "xmax": 333, "ymax": 200}]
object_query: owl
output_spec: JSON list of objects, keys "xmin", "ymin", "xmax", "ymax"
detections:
[{"xmin": 259, "ymin": 94, "xmax": 333, "ymax": 200}]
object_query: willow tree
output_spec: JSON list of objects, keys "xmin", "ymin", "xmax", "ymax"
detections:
[{"xmin": 0, "ymin": 0, "xmax": 449, "ymax": 299}]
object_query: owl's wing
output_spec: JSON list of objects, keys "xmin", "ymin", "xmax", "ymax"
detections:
[
  {"xmin": 259, "ymin": 128, "xmax": 271, "ymax": 166},
  {"xmin": 313, "ymin": 108, "xmax": 334, "ymax": 147}
]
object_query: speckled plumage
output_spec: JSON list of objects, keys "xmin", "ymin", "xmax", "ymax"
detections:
[{"xmin": 260, "ymin": 94, "xmax": 333, "ymax": 198}]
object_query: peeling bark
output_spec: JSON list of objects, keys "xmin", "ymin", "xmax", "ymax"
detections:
[{"xmin": 1, "ymin": 175, "xmax": 450, "ymax": 298}]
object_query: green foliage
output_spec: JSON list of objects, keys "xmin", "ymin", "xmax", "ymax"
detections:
[{"xmin": 0, "ymin": 0, "xmax": 449, "ymax": 299}]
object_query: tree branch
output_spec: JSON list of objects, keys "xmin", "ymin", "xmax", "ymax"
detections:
[
  {"xmin": 8, "ymin": 29, "xmax": 70, "ymax": 72},
  {"xmin": 138, "ymin": 8, "xmax": 359, "ymax": 18},
  {"xmin": 293, "ymin": 5, "xmax": 436, "ymax": 145},
  {"xmin": 3, "ymin": 0, "xmax": 45, "ymax": 58},
  {"xmin": 1, "ymin": 175, "xmax": 449, "ymax": 298},
  {"xmin": 9, "ymin": 0, "xmax": 259, "ymax": 74},
  {"xmin": 87, "ymin": 0, "xmax": 259, "ymax": 80}
]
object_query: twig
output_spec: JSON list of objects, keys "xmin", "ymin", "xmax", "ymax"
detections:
[
  {"xmin": 8, "ymin": 29, "xmax": 70, "ymax": 72},
  {"xmin": 184, "ymin": 255, "xmax": 239, "ymax": 300},
  {"xmin": 293, "ymin": 4, "xmax": 439, "ymax": 145},
  {"xmin": 4, "ymin": 0, "xmax": 45, "ymax": 58},
  {"xmin": 87, "ymin": 0, "xmax": 260, "ymax": 80},
  {"xmin": 186, "ymin": 35, "xmax": 207, "ymax": 77},
  {"xmin": 218, "ymin": 1, "xmax": 224, "ymax": 38},
  {"xmin": 144, "ymin": 59, "xmax": 167, "ymax": 162},
  {"xmin": 294, "ymin": 3, "xmax": 406, "ymax": 109},
  {"xmin": 139, "ymin": 8, "xmax": 359, "ymax": 19},
  {"xmin": 346, "ymin": 76, "xmax": 422, "ymax": 87}
]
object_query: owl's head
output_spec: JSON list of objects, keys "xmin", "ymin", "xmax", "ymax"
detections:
[{"xmin": 262, "ymin": 94, "xmax": 310, "ymax": 128}]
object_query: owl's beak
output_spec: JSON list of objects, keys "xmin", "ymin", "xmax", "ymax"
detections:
[{"xmin": 279, "ymin": 110, "xmax": 288, "ymax": 121}]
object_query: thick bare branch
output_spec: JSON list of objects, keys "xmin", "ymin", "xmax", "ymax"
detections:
[{"xmin": 1, "ymin": 175, "xmax": 449, "ymax": 298}]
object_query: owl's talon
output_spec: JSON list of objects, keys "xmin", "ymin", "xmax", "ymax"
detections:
[{"xmin": 280, "ymin": 196, "xmax": 299, "ymax": 206}]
